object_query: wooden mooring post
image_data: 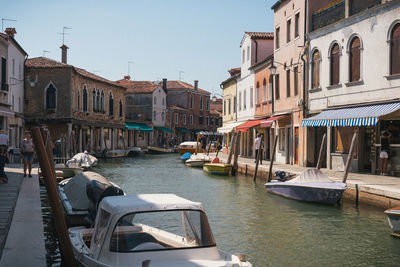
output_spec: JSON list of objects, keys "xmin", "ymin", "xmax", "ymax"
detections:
[
  {"xmin": 253, "ymin": 139, "xmax": 263, "ymax": 182},
  {"xmin": 316, "ymin": 133, "xmax": 327, "ymax": 169},
  {"xmin": 232, "ymin": 131, "xmax": 241, "ymax": 175},
  {"xmin": 267, "ymin": 135, "xmax": 278, "ymax": 183},
  {"xmin": 227, "ymin": 133, "xmax": 236, "ymax": 164},
  {"xmin": 31, "ymin": 127, "xmax": 77, "ymax": 266},
  {"xmin": 342, "ymin": 132, "xmax": 358, "ymax": 183}
]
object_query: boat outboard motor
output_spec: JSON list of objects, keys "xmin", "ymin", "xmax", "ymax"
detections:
[{"xmin": 275, "ymin": 171, "xmax": 287, "ymax": 181}]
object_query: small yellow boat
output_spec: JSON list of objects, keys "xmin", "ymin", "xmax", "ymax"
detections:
[{"xmin": 203, "ymin": 163, "xmax": 232, "ymax": 175}]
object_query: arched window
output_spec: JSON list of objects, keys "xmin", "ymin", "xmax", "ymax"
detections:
[
  {"xmin": 101, "ymin": 91, "xmax": 104, "ymax": 111},
  {"xmin": 330, "ymin": 43, "xmax": 340, "ymax": 85},
  {"xmin": 77, "ymin": 90, "xmax": 81, "ymax": 110},
  {"xmin": 83, "ymin": 86, "xmax": 88, "ymax": 112},
  {"xmin": 263, "ymin": 78, "xmax": 267, "ymax": 101},
  {"xmin": 311, "ymin": 50, "xmax": 321, "ymax": 89},
  {"xmin": 92, "ymin": 89, "xmax": 96, "ymax": 111},
  {"xmin": 46, "ymin": 84, "xmax": 56, "ymax": 109},
  {"xmin": 200, "ymin": 97, "xmax": 203, "ymax": 110},
  {"xmin": 162, "ymin": 111, "xmax": 165, "ymax": 121},
  {"xmin": 108, "ymin": 92, "xmax": 114, "ymax": 116},
  {"xmin": 349, "ymin": 37, "xmax": 361, "ymax": 82},
  {"xmin": 190, "ymin": 95, "xmax": 193, "ymax": 109},
  {"xmin": 119, "ymin": 99, "xmax": 123, "ymax": 118},
  {"xmin": 96, "ymin": 90, "xmax": 100, "ymax": 111},
  {"xmin": 256, "ymin": 82, "xmax": 260, "ymax": 103},
  {"xmin": 390, "ymin": 23, "xmax": 400, "ymax": 75}
]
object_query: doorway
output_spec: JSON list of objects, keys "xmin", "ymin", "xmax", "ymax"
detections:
[{"xmin": 294, "ymin": 127, "xmax": 299, "ymax": 165}]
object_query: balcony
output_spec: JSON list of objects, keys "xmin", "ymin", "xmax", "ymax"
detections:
[
  {"xmin": 1, "ymin": 83, "xmax": 8, "ymax": 92},
  {"xmin": 311, "ymin": 0, "xmax": 345, "ymax": 31},
  {"xmin": 350, "ymin": 0, "xmax": 381, "ymax": 16}
]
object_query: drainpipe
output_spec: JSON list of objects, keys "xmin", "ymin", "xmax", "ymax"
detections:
[{"xmin": 302, "ymin": 0, "xmax": 308, "ymax": 119}]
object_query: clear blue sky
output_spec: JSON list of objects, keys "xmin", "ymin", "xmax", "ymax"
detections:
[{"xmin": 2, "ymin": 0, "xmax": 275, "ymax": 95}]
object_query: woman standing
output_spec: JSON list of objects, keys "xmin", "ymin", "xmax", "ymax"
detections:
[
  {"xmin": 20, "ymin": 132, "xmax": 35, "ymax": 178},
  {"xmin": 380, "ymin": 130, "xmax": 392, "ymax": 176}
]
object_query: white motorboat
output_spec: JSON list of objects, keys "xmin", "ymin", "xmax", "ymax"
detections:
[
  {"xmin": 185, "ymin": 154, "xmax": 212, "ymax": 167},
  {"xmin": 66, "ymin": 152, "xmax": 98, "ymax": 168},
  {"xmin": 385, "ymin": 206, "xmax": 400, "ymax": 237},
  {"xmin": 69, "ymin": 194, "xmax": 252, "ymax": 267}
]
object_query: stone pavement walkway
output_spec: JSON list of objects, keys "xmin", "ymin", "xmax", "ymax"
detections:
[
  {"xmin": 207, "ymin": 152, "xmax": 400, "ymax": 208},
  {"xmin": 0, "ymin": 165, "xmax": 46, "ymax": 267}
]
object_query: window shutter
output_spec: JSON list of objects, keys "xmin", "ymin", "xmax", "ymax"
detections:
[
  {"xmin": 312, "ymin": 50, "xmax": 320, "ymax": 89},
  {"xmin": 330, "ymin": 44, "xmax": 340, "ymax": 85},
  {"xmin": 391, "ymin": 24, "xmax": 400, "ymax": 75},
  {"xmin": 350, "ymin": 38, "xmax": 360, "ymax": 82}
]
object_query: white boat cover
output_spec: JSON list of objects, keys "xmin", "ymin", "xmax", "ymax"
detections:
[
  {"xmin": 189, "ymin": 154, "xmax": 211, "ymax": 161},
  {"xmin": 289, "ymin": 168, "xmax": 333, "ymax": 183},
  {"xmin": 66, "ymin": 153, "xmax": 98, "ymax": 168},
  {"xmin": 62, "ymin": 171, "xmax": 112, "ymax": 210},
  {"xmin": 178, "ymin": 141, "xmax": 199, "ymax": 147}
]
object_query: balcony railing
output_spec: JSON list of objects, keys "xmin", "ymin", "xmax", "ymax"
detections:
[
  {"xmin": 311, "ymin": 0, "xmax": 345, "ymax": 31},
  {"xmin": 350, "ymin": 0, "xmax": 381, "ymax": 16},
  {"xmin": 1, "ymin": 83, "xmax": 9, "ymax": 92}
]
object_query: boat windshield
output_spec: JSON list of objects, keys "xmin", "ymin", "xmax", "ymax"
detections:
[{"xmin": 109, "ymin": 209, "xmax": 216, "ymax": 252}]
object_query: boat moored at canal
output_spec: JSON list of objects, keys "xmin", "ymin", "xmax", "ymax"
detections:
[
  {"xmin": 385, "ymin": 206, "xmax": 400, "ymax": 237},
  {"xmin": 203, "ymin": 163, "xmax": 232, "ymax": 175},
  {"xmin": 68, "ymin": 194, "xmax": 252, "ymax": 267},
  {"xmin": 177, "ymin": 141, "xmax": 200, "ymax": 155}
]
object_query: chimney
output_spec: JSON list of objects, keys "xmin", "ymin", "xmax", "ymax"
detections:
[
  {"xmin": 5, "ymin": 28, "xmax": 16, "ymax": 38},
  {"xmin": 124, "ymin": 75, "xmax": 131, "ymax": 80},
  {"xmin": 162, "ymin": 78, "xmax": 167, "ymax": 92},
  {"xmin": 60, "ymin": 44, "xmax": 69, "ymax": 64},
  {"xmin": 194, "ymin": 80, "xmax": 198, "ymax": 90}
]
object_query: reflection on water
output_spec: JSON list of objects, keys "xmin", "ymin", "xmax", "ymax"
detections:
[{"xmin": 96, "ymin": 155, "xmax": 400, "ymax": 266}]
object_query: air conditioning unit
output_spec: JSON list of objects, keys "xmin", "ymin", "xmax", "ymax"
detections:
[{"xmin": 297, "ymin": 99, "xmax": 304, "ymax": 106}]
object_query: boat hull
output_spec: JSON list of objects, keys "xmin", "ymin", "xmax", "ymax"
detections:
[
  {"xmin": 186, "ymin": 160, "xmax": 210, "ymax": 167},
  {"xmin": 203, "ymin": 164, "xmax": 232, "ymax": 175},
  {"xmin": 265, "ymin": 182, "xmax": 347, "ymax": 205},
  {"xmin": 147, "ymin": 146, "xmax": 175, "ymax": 154},
  {"xmin": 385, "ymin": 207, "xmax": 400, "ymax": 237}
]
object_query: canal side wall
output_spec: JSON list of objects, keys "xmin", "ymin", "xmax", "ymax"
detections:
[{"xmin": 211, "ymin": 153, "xmax": 400, "ymax": 210}]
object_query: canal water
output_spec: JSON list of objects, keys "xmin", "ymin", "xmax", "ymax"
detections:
[{"xmin": 94, "ymin": 154, "xmax": 400, "ymax": 267}]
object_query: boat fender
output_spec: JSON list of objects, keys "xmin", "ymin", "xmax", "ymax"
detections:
[{"xmin": 211, "ymin": 157, "xmax": 220, "ymax": 163}]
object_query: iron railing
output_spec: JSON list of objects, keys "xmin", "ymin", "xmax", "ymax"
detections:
[
  {"xmin": 311, "ymin": 1, "xmax": 345, "ymax": 31},
  {"xmin": 350, "ymin": 0, "xmax": 381, "ymax": 16}
]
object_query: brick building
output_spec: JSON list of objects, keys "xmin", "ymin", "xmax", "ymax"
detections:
[{"xmin": 24, "ymin": 47, "xmax": 126, "ymax": 156}]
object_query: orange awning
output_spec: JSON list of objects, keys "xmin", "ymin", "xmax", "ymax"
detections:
[
  {"xmin": 236, "ymin": 119, "xmax": 265, "ymax": 132},
  {"xmin": 260, "ymin": 115, "xmax": 284, "ymax": 127}
]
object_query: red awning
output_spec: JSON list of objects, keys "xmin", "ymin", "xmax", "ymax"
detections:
[
  {"xmin": 260, "ymin": 115, "xmax": 284, "ymax": 127},
  {"xmin": 236, "ymin": 119, "xmax": 265, "ymax": 132}
]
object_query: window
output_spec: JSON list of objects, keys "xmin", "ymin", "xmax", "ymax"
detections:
[
  {"xmin": 242, "ymin": 49, "xmax": 245, "ymax": 63},
  {"xmin": 46, "ymin": 84, "xmax": 56, "ymax": 109},
  {"xmin": 275, "ymin": 27, "xmax": 280, "ymax": 49},
  {"xmin": 183, "ymin": 114, "xmax": 187, "ymax": 125},
  {"xmin": 154, "ymin": 111, "xmax": 156, "ymax": 120},
  {"xmin": 349, "ymin": 37, "xmax": 361, "ymax": 82},
  {"xmin": 206, "ymin": 99, "xmax": 209, "ymax": 111},
  {"xmin": 287, "ymin": 19, "xmax": 291, "ymax": 43},
  {"xmin": 83, "ymin": 86, "xmax": 88, "ymax": 112},
  {"xmin": 228, "ymin": 98, "xmax": 231, "ymax": 114},
  {"xmin": 275, "ymin": 74, "xmax": 280, "ymax": 100},
  {"xmin": 390, "ymin": 23, "xmax": 400, "ymax": 75},
  {"xmin": 1, "ymin": 57, "xmax": 6, "ymax": 85},
  {"xmin": 190, "ymin": 95, "xmax": 193, "ymax": 109},
  {"xmin": 286, "ymin": 69, "xmax": 291, "ymax": 97},
  {"xmin": 109, "ymin": 92, "xmax": 114, "ymax": 116},
  {"xmin": 223, "ymin": 100, "xmax": 226, "ymax": 115},
  {"xmin": 162, "ymin": 112, "xmax": 165, "ymax": 121},
  {"xmin": 200, "ymin": 97, "xmax": 203, "ymax": 110},
  {"xmin": 189, "ymin": 115, "xmax": 193, "ymax": 125},
  {"xmin": 330, "ymin": 43, "xmax": 340, "ymax": 85},
  {"xmin": 295, "ymin": 13, "xmax": 300, "ymax": 38},
  {"xmin": 250, "ymin": 87, "xmax": 253, "ymax": 107},
  {"xmin": 206, "ymin": 116, "xmax": 209, "ymax": 125},
  {"xmin": 311, "ymin": 50, "xmax": 321, "ymax": 89},
  {"xmin": 294, "ymin": 66, "xmax": 299, "ymax": 96},
  {"xmin": 210, "ymin": 117, "xmax": 214, "ymax": 125},
  {"xmin": 77, "ymin": 90, "xmax": 81, "ymax": 110},
  {"xmin": 247, "ymin": 46, "xmax": 250, "ymax": 62},
  {"xmin": 256, "ymin": 82, "xmax": 260, "ymax": 104},
  {"xmin": 263, "ymin": 79, "xmax": 267, "ymax": 101},
  {"xmin": 268, "ymin": 76, "xmax": 273, "ymax": 101},
  {"xmin": 278, "ymin": 128, "xmax": 286, "ymax": 151},
  {"xmin": 154, "ymin": 96, "xmax": 156, "ymax": 104},
  {"xmin": 101, "ymin": 91, "xmax": 104, "ymax": 111},
  {"xmin": 162, "ymin": 97, "xmax": 165, "ymax": 106},
  {"xmin": 92, "ymin": 89, "xmax": 96, "ymax": 111},
  {"xmin": 234, "ymin": 96, "xmax": 237, "ymax": 113},
  {"xmin": 12, "ymin": 58, "xmax": 15, "ymax": 76},
  {"xmin": 243, "ymin": 90, "xmax": 247, "ymax": 109},
  {"xmin": 175, "ymin": 113, "xmax": 179, "ymax": 124},
  {"xmin": 119, "ymin": 99, "xmax": 123, "ymax": 117},
  {"xmin": 199, "ymin": 116, "xmax": 203, "ymax": 125},
  {"xmin": 239, "ymin": 92, "xmax": 242, "ymax": 111}
]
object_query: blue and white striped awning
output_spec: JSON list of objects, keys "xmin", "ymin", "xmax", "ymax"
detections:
[{"xmin": 302, "ymin": 102, "xmax": 400, "ymax": 127}]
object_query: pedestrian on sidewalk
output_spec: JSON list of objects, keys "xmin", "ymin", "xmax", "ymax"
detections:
[
  {"xmin": 0, "ymin": 127, "xmax": 9, "ymax": 183},
  {"xmin": 255, "ymin": 133, "xmax": 263, "ymax": 165},
  {"xmin": 380, "ymin": 130, "xmax": 392, "ymax": 176},
  {"xmin": 20, "ymin": 132, "xmax": 35, "ymax": 178}
]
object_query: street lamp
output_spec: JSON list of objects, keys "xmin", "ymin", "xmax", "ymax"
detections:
[
  {"xmin": 212, "ymin": 93, "xmax": 223, "ymax": 103},
  {"xmin": 269, "ymin": 62, "xmax": 277, "ymax": 76}
]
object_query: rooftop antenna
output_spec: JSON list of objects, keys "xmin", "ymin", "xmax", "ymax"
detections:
[
  {"xmin": 179, "ymin": 70, "xmax": 185, "ymax": 81},
  {"xmin": 128, "ymin": 61, "xmax": 134, "ymax": 77},
  {"xmin": 1, "ymin": 18, "xmax": 17, "ymax": 32},
  {"xmin": 43, "ymin": 50, "xmax": 50, "ymax": 57},
  {"xmin": 58, "ymin": 26, "xmax": 72, "ymax": 45}
]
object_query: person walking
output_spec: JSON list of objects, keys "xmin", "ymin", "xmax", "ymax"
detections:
[
  {"xmin": 380, "ymin": 130, "xmax": 392, "ymax": 176},
  {"xmin": 0, "ymin": 127, "xmax": 9, "ymax": 183},
  {"xmin": 254, "ymin": 134, "xmax": 263, "ymax": 165},
  {"xmin": 20, "ymin": 132, "xmax": 35, "ymax": 178}
]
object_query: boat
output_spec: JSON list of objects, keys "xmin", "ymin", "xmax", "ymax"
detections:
[
  {"xmin": 180, "ymin": 152, "xmax": 192, "ymax": 162},
  {"xmin": 185, "ymin": 154, "xmax": 211, "ymax": 167},
  {"xmin": 177, "ymin": 141, "xmax": 200, "ymax": 155},
  {"xmin": 203, "ymin": 163, "xmax": 232, "ymax": 175},
  {"xmin": 97, "ymin": 149, "xmax": 128, "ymax": 158},
  {"xmin": 66, "ymin": 152, "xmax": 98, "ymax": 168},
  {"xmin": 265, "ymin": 168, "xmax": 347, "ymax": 205},
  {"xmin": 127, "ymin": 147, "xmax": 144, "ymax": 157},
  {"xmin": 58, "ymin": 171, "xmax": 124, "ymax": 226},
  {"xmin": 69, "ymin": 194, "xmax": 252, "ymax": 267},
  {"xmin": 147, "ymin": 146, "xmax": 175, "ymax": 154},
  {"xmin": 385, "ymin": 206, "xmax": 400, "ymax": 237}
]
